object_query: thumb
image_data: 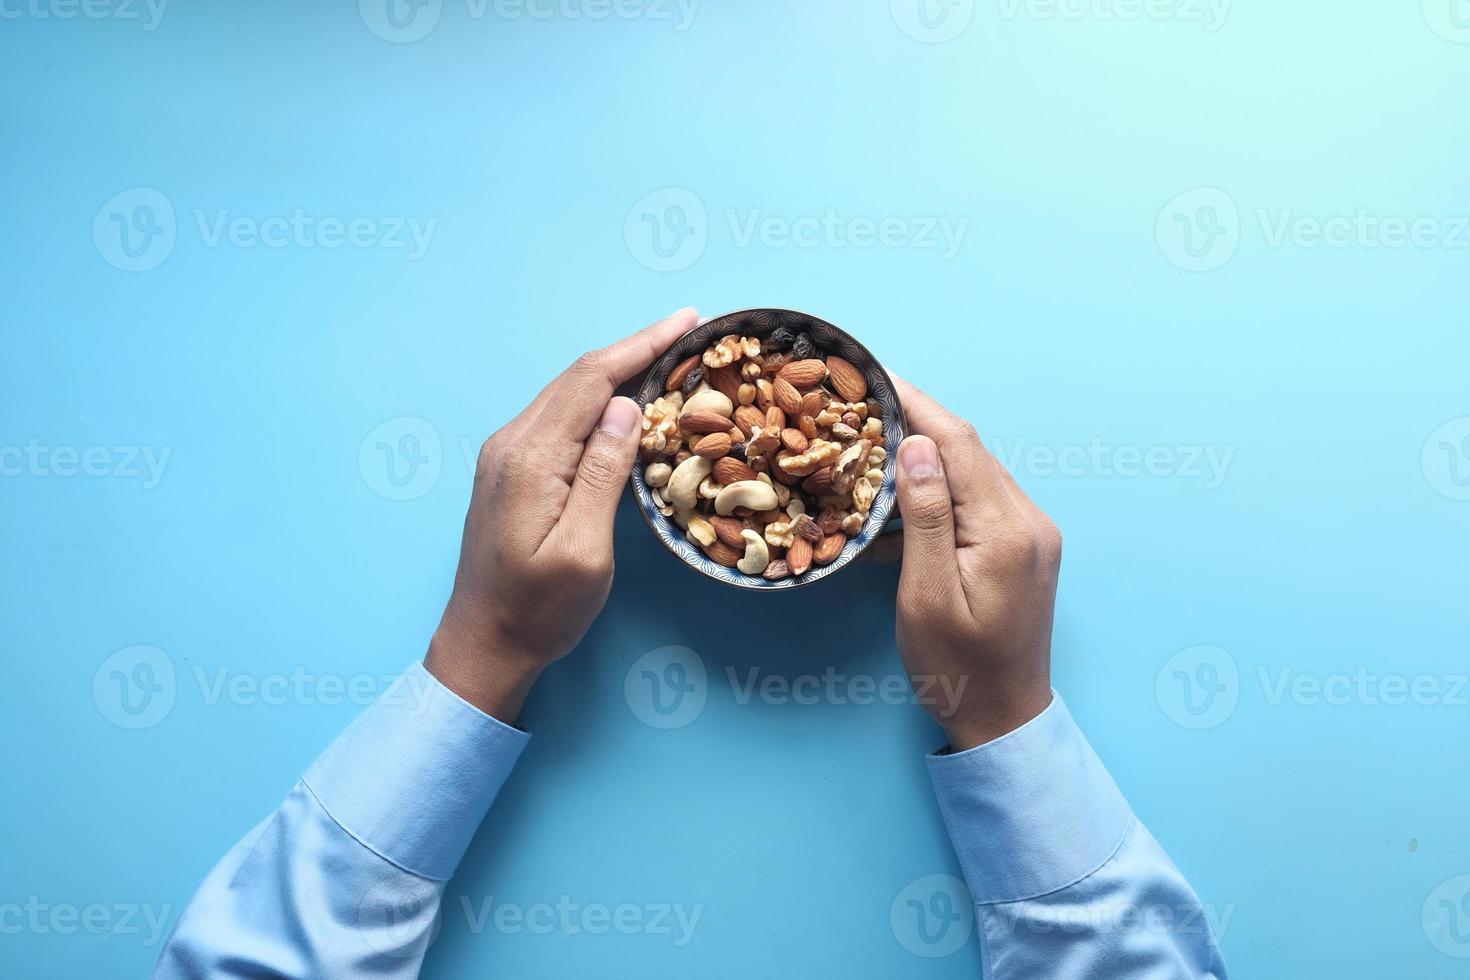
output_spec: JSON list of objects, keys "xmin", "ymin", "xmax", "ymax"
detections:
[
  {"xmin": 896, "ymin": 435, "xmax": 960, "ymax": 583},
  {"xmin": 560, "ymin": 396, "xmax": 642, "ymax": 538}
]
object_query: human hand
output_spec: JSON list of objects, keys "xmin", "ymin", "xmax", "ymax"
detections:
[
  {"xmin": 893, "ymin": 378, "xmax": 1060, "ymax": 751},
  {"xmin": 425, "ymin": 308, "xmax": 699, "ymax": 723}
]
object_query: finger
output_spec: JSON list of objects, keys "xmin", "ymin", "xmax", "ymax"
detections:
[
  {"xmin": 496, "ymin": 308, "xmax": 696, "ymax": 451},
  {"xmin": 891, "ymin": 375, "xmax": 1015, "ymax": 534},
  {"xmin": 551, "ymin": 396, "xmax": 643, "ymax": 550},
  {"xmin": 896, "ymin": 436, "xmax": 961, "ymax": 589},
  {"xmin": 536, "ymin": 308, "xmax": 698, "ymax": 452}
]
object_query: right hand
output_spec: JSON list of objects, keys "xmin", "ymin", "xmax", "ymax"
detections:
[{"xmin": 892, "ymin": 378, "xmax": 1062, "ymax": 751}]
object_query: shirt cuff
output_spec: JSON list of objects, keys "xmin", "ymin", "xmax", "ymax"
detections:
[
  {"xmin": 302, "ymin": 661, "xmax": 530, "ymax": 881},
  {"xmin": 926, "ymin": 693, "xmax": 1133, "ymax": 905}
]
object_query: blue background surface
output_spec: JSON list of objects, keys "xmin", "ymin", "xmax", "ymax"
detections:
[{"xmin": 3, "ymin": 1, "xmax": 1469, "ymax": 976}]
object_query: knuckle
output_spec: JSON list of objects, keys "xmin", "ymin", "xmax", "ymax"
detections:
[
  {"xmin": 576, "ymin": 447, "xmax": 625, "ymax": 493},
  {"xmin": 902, "ymin": 490, "xmax": 951, "ymax": 531},
  {"xmin": 986, "ymin": 519, "xmax": 1042, "ymax": 571},
  {"xmin": 945, "ymin": 418, "xmax": 980, "ymax": 447},
  {"xmin": 498, "ymin": 441, "xmax": 539, "ymax": 479},
  {"xmin": 1037, "ymin": 517, "xmax": 1063, "ymax": 564},
  {"xmin": 476, "ymin": 433, "xmax": 507, "ymax": 476},
  {"xmin": 572, "ymin": 348, "xmax": 609, "ymax": 378}
]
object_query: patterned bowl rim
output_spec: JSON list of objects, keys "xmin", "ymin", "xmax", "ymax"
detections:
[{"xmin": 629, "ymin": 307, "xmax": 907, "ymax": 591}]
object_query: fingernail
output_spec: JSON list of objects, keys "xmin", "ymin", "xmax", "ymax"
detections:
[
  {"xmin": 899, "ymin": 437, "xmax": 941, "ymax": 479},
  {"xmin": 598, "ymin": 396, "xmax": 641, "ymax": 438}
]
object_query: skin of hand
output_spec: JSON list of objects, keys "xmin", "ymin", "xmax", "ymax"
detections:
[
  {"xmin": 892, "ymin": 377, "xmax": 1061, "ymax": 752},
  {"xmin": 424, "ymin": 308, "xmax": 699, "ymax": 723}
]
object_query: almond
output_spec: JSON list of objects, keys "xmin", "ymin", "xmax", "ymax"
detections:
[
  {"xmin": 732, "ymin": 405, "xmax": 765, "ymax": 437},
  {"xmin": 778, "ymin": 359, "xmax": 827, "ymax": 389},
  {"xmin": 703, "ymin": 539, "xmax": 741, "ymax": 567},
  {"xmin": 781, "ymin": 428, "xmax": 809, "ymax": 453},
  {"xmin": 679, "ymin": 410, "xmax": 734, "ymax": 435},
  {"xmin": 799, "ymin": 391, "xmax": 825, "ymax": 417},
  {"xmin": 708, "ymin": 364, "xmax": 742, "ymax": 402},
  {"xmin": 765, "ymin": 406, "xmax": 785, "ymax": 432},
  {"xmin": 665, "ymin": 354, "xmax": 700, "ymax": 392},
  {"xmin": 772, "ymin": 376, "xmax": 803, "ymax": 415},
  {"xmin": 713, "ymin": 457, "xmax": 758, "ymax": 485},
  {"xmin": 709, "ymin": 516, "xmax": 747, "ymax": 549},
  {"xmin": 813, "ymin": 533, "xmax": 844, "ymax": 565},
  {"xmin": 694, "ymin": 432, "xmax": 732, "ymax": 459},
  {"xmin": 825, "ymin": 356, "xmax": 867, "ymax": 402},
  {"xmin": 787, "ymin": 535, "xmax": 813, "ymax": 576}
]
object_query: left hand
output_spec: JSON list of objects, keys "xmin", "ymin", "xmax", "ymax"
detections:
[{"xmin": 425, "ymin": 308, "xmax": 698, "ymax": 722}]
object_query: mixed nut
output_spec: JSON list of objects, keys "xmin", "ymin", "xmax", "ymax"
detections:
[{"xmin": 639, "ymin": 327, "xmax": 887, "ymax": 580}]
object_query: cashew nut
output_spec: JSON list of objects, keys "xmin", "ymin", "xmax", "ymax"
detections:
[
  {"xmin": 665, "ymin": 455, "xmax": 713, "ymax": 510},
  {"xmin": 698, "ymin": 475, "xmax": 722, "ymax": 500},
  {"xmin": 686, "ymin": 516, "xmax": 717, "ymax": 548},
  {"xmin": 682, "ymin": 389, "xmax": 733, "ymax": 419},
  {"xmin": 644, "ymin": 462, "xmax": 672, "ymax": 488},
  {"xmin": 714, "ymin": 479, "xmax": 779, "ymax": 516},
  {"xmin": 736, "ymin": 528, "xmax": 769, "ymax": 575}
]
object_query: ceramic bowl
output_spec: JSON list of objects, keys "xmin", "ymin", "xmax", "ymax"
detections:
[{"xmin": 630, "ymin": 307, "xmax": 906, "ymax": 590}]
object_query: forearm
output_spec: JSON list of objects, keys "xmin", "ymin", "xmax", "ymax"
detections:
[
  {"xmin": 928, "ymin": 694, "xmax": 1227, "ymax": 979},
  {"xmin": 153, "ymin": 663, "xmax": 530, "ymax": 979}
]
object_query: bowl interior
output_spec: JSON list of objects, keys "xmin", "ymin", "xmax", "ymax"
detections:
[{"xmin": 630, "ymin": 308, "xmax": 906, "ymax": 590}]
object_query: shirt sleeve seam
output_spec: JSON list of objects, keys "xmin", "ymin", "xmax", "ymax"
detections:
[
  {"xmin": 974, "ymin": 815, "xmax": 1140, "ymax": 908},
  {"xmin": 298, "ymin": 776, "xmax": 449, "ymax": 883}
]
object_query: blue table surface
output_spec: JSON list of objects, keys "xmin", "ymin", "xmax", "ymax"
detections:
[{"xmin": 3, "ymin": 2, "xmax": 1468, "ymax": 976}]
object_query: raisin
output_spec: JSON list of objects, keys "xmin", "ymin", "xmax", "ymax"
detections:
[
  {"xmin": 728, "ymin": 441, "xmax": 748, "ymax": 462},
  {"xmin": 762, "ymin": 327, "xmax": 796, "ymax": 353},
  {"xmin": 791, "ymin": 332, "xmax": 816, "ymax": 360},
  {"xmin": 679, "ymin": 365, "xmax": 704, "ymax": 397}
]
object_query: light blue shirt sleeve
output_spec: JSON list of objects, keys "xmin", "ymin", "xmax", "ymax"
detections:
[
  {"xmin": 927, "ymin": 693, "xmax": 1228, "ymax": 979},
  {"xmin": 152, "ymin": 662, "xmax": 529, "ymax": 979}
]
